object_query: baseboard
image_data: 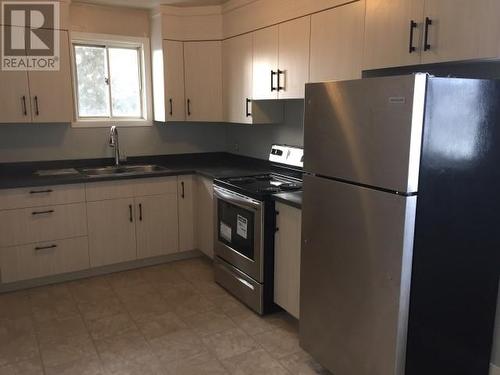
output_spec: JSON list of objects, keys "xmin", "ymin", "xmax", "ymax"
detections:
[
  {"xmin": 491, "ymin": 363, "xmax": 500, "ymax": 375},
  {"xmin": 0, "ymin": 249, "xmax": 203, "ymax": 293}
]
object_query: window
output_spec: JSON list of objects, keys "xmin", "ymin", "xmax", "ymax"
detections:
[{"xmin": 71, "ymin": 33, "xmax": 152, "ymax": 126}]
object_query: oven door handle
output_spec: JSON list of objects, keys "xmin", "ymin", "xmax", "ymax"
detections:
[{"xmin": 214, "ymin": 186, "xmax": 262, "ymax": 211}]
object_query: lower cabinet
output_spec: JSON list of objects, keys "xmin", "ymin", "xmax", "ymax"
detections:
[
  {"xmin": 136, "ymin": 194, "xmax": 179, "ymax": 259},
  {"xmin": 0, "ymin": 236, "xmax": 89, "ymax": 283},
  {"xmin": 178, "ymin": 175, "xmax": 196, "ymax": 252},
  {"xmin": 196, "ymin": 176, "xmax": 214, "ymax": 258},
  {"xmin": 274, "ymin": 202, "xmax": 302, "ymax": 319},
  {"xmin": 87, "ymin": 198, "xmax": 138, "ymax": 268}
]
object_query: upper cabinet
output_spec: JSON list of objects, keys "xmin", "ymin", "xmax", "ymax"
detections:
[
  {"xmin": 278, "ymin": 16, "xmax": 311, "ymax": 99},
  {"xmin": 363, "ymin": 0, "xmax": 500, "ymax": 70},
  {"xmin": 310, "ymin": 1, "xmax": 365, "ymax": 82},
  {"xmin": 223, "ymin": 34, "xmax": 253, "ymax": 124},
  {"xmin": 252, "ymin": 17, "xmax": 310, "ymax": 100},
  {"xmin": 420, "ymin": 0, "xmax": 500, "ymax": 64},
  {"xmin": 184, "ymin": 41, "xmax": 223, "ymax": 122},
  {"xmin": 163, "ymin": 40, "xmax": 186, "ymax": 122},
  {"xmin": 0, "ymin": 27, "xmax": 73, "ymax": 124}
]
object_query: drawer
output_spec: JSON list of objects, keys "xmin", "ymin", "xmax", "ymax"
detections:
[
  {"xmin": 0, "ymin": 203, "xmax": 87, "ymax": 247},
  {"xmin": 0, "ymin": 184, "xmax": 85, "ymax": 210},
  {"xmin": 0, "ymin": 236, "xmax": 90, "ymax": 283},
  {"xmin": 85, "ymin": 177, "xmax": 178, "ymax": 201}
]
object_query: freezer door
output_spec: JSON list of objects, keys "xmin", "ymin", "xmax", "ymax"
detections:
[
  {"xmin": 304, "ymin": 74, "xmax": 426, "ymax": 194},
  {"xmin": 299, "ymin": 175, "xmax": 416, "ymax": 375}
]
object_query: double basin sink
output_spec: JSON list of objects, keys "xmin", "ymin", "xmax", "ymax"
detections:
[{"xmin": 36, "ymin": 164, "xmax": 169, "ymax": 178}]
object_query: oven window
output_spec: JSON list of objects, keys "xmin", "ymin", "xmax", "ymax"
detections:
[{"xmin": 217, "ymin": 200, "xmax": 255, "ymax": 260}]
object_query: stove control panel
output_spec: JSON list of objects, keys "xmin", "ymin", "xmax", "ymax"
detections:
[{"xmin": 269, "ymin": 145, "xmax": 304, "ymax": 168}]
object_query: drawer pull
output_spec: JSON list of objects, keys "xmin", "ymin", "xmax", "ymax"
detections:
[
  {"xmin": 35, "ymin": 244, "xmax": 57, "ymax": 251},
  {"xmin": 29, "ymin": 189, "xmax": 53, "ymax": 194},
  {"xmin": 32, "ymin": 209, "xmax": 54, "ymax": 215}
]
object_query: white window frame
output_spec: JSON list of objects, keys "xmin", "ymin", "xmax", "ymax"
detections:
[{"xmin": 70, "ymin": 32, "xmax": 153, "ymax": 128}]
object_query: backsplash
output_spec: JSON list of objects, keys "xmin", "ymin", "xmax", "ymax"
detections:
[{"xmin": 0, "ymin": 122, "xmax": 228, "ymax": 163}]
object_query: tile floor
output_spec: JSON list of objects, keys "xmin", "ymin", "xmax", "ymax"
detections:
[{"xmin": 0, "ymin": 257, "xmax": 329, "ymax": 375}]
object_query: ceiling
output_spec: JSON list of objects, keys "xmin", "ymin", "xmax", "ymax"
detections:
[{"xmin": 75, "ymin": 0, "xmax": 229, "ymax": 9}]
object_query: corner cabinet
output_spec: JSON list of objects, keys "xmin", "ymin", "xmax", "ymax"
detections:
[
  {"xmin": 184, "ymin": 41, "xmax": 223, "ymax": 122},
  {"xmin": 274, "ymin": 202, "xmax": 302, "ymax": 319},
  {"xmin": 0, "ymin": 27, "xmax": 73, "ymax": 124},
  {"xmin": 363, "ymin": 0, "xmax": 500, "ymax": 70}
]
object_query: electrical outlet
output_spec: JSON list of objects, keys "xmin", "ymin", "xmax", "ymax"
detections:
[{"xmin": 234, "ymin": 143, "xmax": 240, "ymax": 152}]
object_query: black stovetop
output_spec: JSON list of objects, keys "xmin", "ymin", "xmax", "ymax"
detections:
[{"xmin": 215, "ymin": 172, "xmax": 302, "ymax": 198}]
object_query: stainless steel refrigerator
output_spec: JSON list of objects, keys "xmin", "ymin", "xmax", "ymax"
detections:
[{"xmin": 300, "ymin": 74, "xmax": 499, "ymax": 375}]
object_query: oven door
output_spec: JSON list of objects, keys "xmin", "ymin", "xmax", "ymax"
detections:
[{"xmin": 214, "ymin": 185, "xmax": 264, "ymax": 283}]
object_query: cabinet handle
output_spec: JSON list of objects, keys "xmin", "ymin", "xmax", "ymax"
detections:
[
  {"xmin": 139, "ymin": 203, "xmax": 143, "ymax": 221},
  {"xmin": 129, "ymin": 204, "xmax": 133, "ymax": 222},
  {"xmin": 32, "ymin": 209, "xmax": 54, "ymax": 215},
  {"xmin": 21, "ymin": 96, "xmax": 27, "ymax": 116},
  {"xmin": 187, "ymin": 99, "xmax": 191, "ymax": 116},
  {"xmin": 424, "ymin": 17, "xmax": 432, "ymax": 51},
  {"xmin": 169, "ymin": 98, "xmax": 173, "ymax": 116},
  {"xmin": 277, "ymin": 70, "xmax": 284, "ymax": 91},
  {"xmin": 35, "ymin": 244, "xmax": 57, "ymax": 251},
  {"xmin": 29, "ymin": 189, "xmax": 52, "ymax": 194},
  {"xmin": 271, "ymin": 70, "xmax": 277, "ymax": 92},
  {"xmin": 181, "ymin": 181, "xmax": 185, "ymax": 198},
  {"xmin": 409, "ymin": 20, "xmax": 417, "ymax": 53},
  {"xmin": 245, "ymin": 98, "xmax": 251, "ymax": 117},
  {"xmin": 34, "ymin": 96, "xmax": 39, "ymax": 116}
]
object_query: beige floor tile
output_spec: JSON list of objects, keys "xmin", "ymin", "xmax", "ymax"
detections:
[
  {"xmin": 77, "ymin": 297, "xmax": 124, "ymax": 322},
  {"xmin": 149, "ymin": 329, "xmax": 209, "ymax": 364},
  {"xmin": 30, "ymin": 293, "xmax": 80, "ymax": 324},
  {"xmin": 173, "ymin": 294, "xmax": 217, "ymax": 318},
  {"xmin": 135, "ymin": 311, "xmax": 188, "ymax": 340},
  {"xmin": 35, "ymin": 316, "xmax": 87, "ymax": 342},
  {"xmin": 105, "ymin": 269, "xmax": 149, "ymax": 290},
  {"xmin": 68, "ymin": 277, "xmax": 115, "ymax": 304},
  {"xmin": 163, "ymin": 352, "xmax": 228, "ymax": 375},
  {"xmin": 44, "ymin": 356, "xmax": 106, "ymax": 375},
  {"xmin": 113, "ymin": 282, "xmax": 159, "ymax": 304},
  {"xmin": 39, "ymin": 333, "xmax": 97, "ymax": 368},
  {"xmin": 221, "ymin": 348, "xmax": 290, "ymax": 375},
  {"xmin": 0, "ymin": 334, "xmax": 39, "ymax": 367},
  {"xmin": 206, "ymin": 294, "xmax": 252, "ymax": 318},
  {"xmin": 103, "ymin": 352, "xmax": 164, "ymax": 375},
  {"xmin": 202, "ymin": 328, "xmax": 258, "ymax": 361},
  {"xmin": 122, "ymin": 294, "xmax": 173, "ymax": 320},
  {"xmin": 0, "ymin": 317, "xmax": 35, "ymax": 344},
  {"xmin": 86, "ymin": 312, "xmax": 138, "ymax": 340},
  {"xmin": 263, "ymin": 312, "xmax": 299, "ymax": 334},
  {"xmin": 0, "ymin": 357, "xmax": 43, "ymax": 375},
  {"xmin": 254, "ymin": 327, "xmax": 301, "ymax": 360},
  {"xmin": 141, "ymin": 264, "xmax": 187, "ymax": 286},
  {"xmin": 94, "ymin": 330, "xmax": 153, "ymax": 368},
  {"xmin": 28, "ymin": 284, "xmax": 73, "ymax": 303},
  {"xmin": 229, "ymin": 312, "xmax": 274, "ymax": 337},
  {"xmin": 0, "ymin": 292, "xmax": 31, "ymax": 320},
  {"xmin": 158, "ymin": 282, "xmax": 199, "ymax": 302},
  {"xmin": 172, "ymin": 259, "xmax": 214, "ymax": 282},
  {"xmin": 279, "ymin": 351, "xmax": 330, "ymax": 375},
  {"xmin": 185, "ymin": 310, "xmax": 236, "ymax": 337},
  {"xmin": 190, "ymin": 280, "xmax": 227, "ymax": 297}
]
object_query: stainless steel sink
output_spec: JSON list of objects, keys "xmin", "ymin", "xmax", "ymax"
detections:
[{"xmin": 79, "ymin": 164, "xmax": 168, "ymax": 177}]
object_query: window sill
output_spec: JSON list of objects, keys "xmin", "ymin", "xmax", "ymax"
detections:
[{"xmin": 71, "ymin": 119, "xmax": 153, "ymax": 128}]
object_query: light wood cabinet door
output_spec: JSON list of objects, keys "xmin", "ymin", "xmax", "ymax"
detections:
[
  {"xmin": 274, "ymin": 202, "xmax": 301, "ymax": 319},
  {"xmin": 310, "ymin": 1, "xmax": 365, "ymax": 83},
  {"xmin": 87, "ymin": 198, "xmax": 137, "ymax": 267},
  {"xmin": 278, "ymin": 16, "xmax": 311, "ymax": 99},
  {"xmin": 196, "ymin": 177, "xmax": 214, "ymax": 259},
  {"xmin": 178, "ymin": 176, "xmax": 196, "ymax": 252},
  {"xmin": 252, "ymin": 25, "xmax": 279, "ymax": 100},
  {"xmin": 223, "ymin": 34, "xmax": 253, "ymax": 124},
  {"xmin": 0, "ymin": 26, "xmax": 31, "ymax": 123},
  {"xmin": 421, "ymin": 0, "xmax": 500, "ymax": 64},
  {"xmin": 135, "ymin": 194, "xmax": 179, "ymax": 259},
  {"xmin": 184, "ymin": 41, "xmax": 223, "ymax": 122},
  {"xmin": 363, "ymin": 0, "xmax": 425, "ymax": 70},
  {"xmin": 163, "ymin": 40, "xmax": 186, "ymax": 122},
  {"xmin": 27, "ymin": 29, "xmax": 73, "ymax": 123}
]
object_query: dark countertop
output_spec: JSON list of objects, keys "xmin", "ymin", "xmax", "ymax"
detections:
[
  {"xmin": 0, "ymin": 152, "xmax": 302, "ymax": 209},
  {"xmin": 273, "ymin": 191, "xmax": 302, "ymax": 209}
]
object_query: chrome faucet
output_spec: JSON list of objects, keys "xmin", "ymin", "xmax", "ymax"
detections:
[{"xmin": 109, "ymin": 126, "xmax": 120, "ymax": 166}]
